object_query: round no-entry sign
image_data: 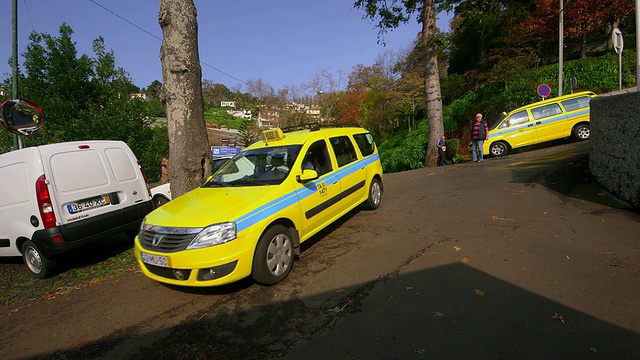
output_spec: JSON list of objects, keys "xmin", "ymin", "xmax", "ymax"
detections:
[{"xmin": 537, "ymin": 84, "xmax": 551, "ymax": 98}]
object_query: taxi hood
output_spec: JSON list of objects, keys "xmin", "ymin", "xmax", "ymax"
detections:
[{"xmin": 144, "ymin": 185, "xmax": 280, "ymax": 228}]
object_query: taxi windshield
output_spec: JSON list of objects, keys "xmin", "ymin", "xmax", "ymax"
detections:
[
  {"xmin": 490, "ymin": 112, "xmax": 508, "ymax": 131},
  {"xmin": 204, "ymin": 145, "xmax": 302, "ymax": 187}
]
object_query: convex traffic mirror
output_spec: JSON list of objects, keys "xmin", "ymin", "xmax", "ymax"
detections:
[{"xmin": 0, "ymin": 98, "xmax": 44, "ymax": 136}]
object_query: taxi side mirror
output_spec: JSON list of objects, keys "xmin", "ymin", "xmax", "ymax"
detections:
[{"xmin": 297, "ymin": 169, "xmax": 319, "ymax": 183}]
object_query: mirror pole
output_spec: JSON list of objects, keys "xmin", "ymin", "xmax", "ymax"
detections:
[{"xmin": 12, "ymin": 0, "xmax": 21, "ymax": 150}]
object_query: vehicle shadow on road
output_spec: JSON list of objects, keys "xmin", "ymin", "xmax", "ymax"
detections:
[{"xmin": 26, "ymin": 263, "xmax": 640, "ymax": 360}]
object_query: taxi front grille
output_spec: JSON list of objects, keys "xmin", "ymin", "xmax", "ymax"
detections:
[{"xmin": 138, "ymin": 230, "xmax": 196, "ymax": 252}]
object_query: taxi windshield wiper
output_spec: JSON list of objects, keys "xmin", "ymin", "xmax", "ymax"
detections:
[
  {"xmin": 228, "ymin": 178, "xmax": 266, "ymax": 186},
  {"xmin": 203, "ymin": 179, "xmax": 229, "ymax": 187}
]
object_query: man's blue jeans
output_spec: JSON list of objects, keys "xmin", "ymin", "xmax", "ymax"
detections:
[{"xmin": 471, "ymin": 139, "xmax": 485, "ymax": 162}]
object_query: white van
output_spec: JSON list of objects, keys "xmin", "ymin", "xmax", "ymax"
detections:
[{"xmin": 0, "ymin": 140, "xmax": 154, "ymax": 278}]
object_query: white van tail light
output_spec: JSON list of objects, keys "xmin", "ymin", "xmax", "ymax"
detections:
[
  {"xmin": 35, "ymin": 174, "xmax": 58, "ymax": 230},
  {"xmin": 138, "ymin": 161, "xmax": 152, "ymax": 197}
]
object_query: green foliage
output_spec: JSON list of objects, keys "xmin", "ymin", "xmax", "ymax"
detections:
[
  {"xmin": 237, "ymin": 118, "xmax": 260, "ymax": 147},
  {"xmin": 1, "ymin": 23, "xmax": 168, "ymax": 181},
  {"xmin": 442, "ymin": 90, "xmax": 479, "ymax": 130},
  {"xmin": 145, "ymin": 96, "xmax": 165, "ymax": 118},
  {"xmin": 444, "ymin": 138, "xmax": 460, "ymax": 163},
  {"xmin": 378, "ymin": 50, "xmax": 635, "ymax": 173},
  {"xmin": 440, "ymin": 51, "xmax": 639, "ymax": 131},
  {"xmin": 139, "ymin": 126, "xmax": 169, "ymax": 182},
  {"xmin": 204, "ymin": 108, "xmax": 245, "ymax": 129},
  {"xmin": 378, "ymin": 119, "xmax": 429, "ymax": 173}
]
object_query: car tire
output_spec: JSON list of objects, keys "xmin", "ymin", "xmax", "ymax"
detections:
[
  {"xmin": 364, "ymin": 178, "xmax": 382, "ymax": 210},
  {"xmin": 252, "ymin": 224, "xmax": 294, "ymax": 285},
  {"xmin": 22, "ymin": 240, "xmax": 55, "ymax": 279},
  {"xmin": 153, "ymin": 195, "xmax": 170, "ymax": 208},
  {"xmin": 490, "ymin": 141, "xmax": 509, "ymax": 157},
  {"xmin": 573, "ymin": 124, "xmax": 590, "ymax": 140}
]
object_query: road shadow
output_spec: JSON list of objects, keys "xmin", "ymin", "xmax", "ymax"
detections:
[
  {"xmin": 22, "ymin": 263, "xmax": 640, "ymax": 360},
  {"xmin": 499, "ymin": 141, "xmax": 638, "ymax": 213}
]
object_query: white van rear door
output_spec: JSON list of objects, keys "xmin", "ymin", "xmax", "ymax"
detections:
[
  {"xmin": 43, "ymin": 142, "xmax": 121, "ymax": 225},
  {"xmin": 103, "ymin": 144, "xmax": 149, "ymax": 210}
]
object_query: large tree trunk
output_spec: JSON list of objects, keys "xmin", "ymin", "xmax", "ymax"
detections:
[
  {"xmin": 421, "ymin": 0, "xmax": 444, "ymax": 167},
  {"xmin": 159, "ymin": 0, "xmax": 211, "ymax": 197}
]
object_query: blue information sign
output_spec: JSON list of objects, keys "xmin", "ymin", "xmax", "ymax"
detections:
[
  {"xmin": 537, "ymin": 84, "xmax": 551, "ymax": 98},
  {"xmin": 211, "ymin": 146, "xmax": 242, "ymax": 158}
]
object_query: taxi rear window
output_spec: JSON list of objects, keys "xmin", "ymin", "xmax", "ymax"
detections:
[
  {"xmin": 531, "ymin": 103, "xmax": 562, "ymax": 120},
  {"xmin": 561, "ymin": 96, "xmax": 591, "ymax": 112},
  {"xmin": 353, "ymin": 133, "xmax": 376, "ymax": 156}
]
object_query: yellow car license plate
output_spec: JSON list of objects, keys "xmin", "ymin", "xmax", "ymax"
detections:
[{"xmin": 141, "ymin": 252, "xmax": 170, "ymax": 268}]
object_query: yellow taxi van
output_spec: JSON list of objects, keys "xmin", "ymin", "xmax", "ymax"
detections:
[
  {"xmin": 484, "ymin": 91, "xmax": 597, "ymax": 157},
  {"xmin": 134, "ymin": 124, "xmax": 383, "ymax": 287}
]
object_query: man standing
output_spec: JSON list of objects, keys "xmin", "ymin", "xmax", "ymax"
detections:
[{"xmin": 471, "ymin": 113, "xmax": 489, "ymax": 162}]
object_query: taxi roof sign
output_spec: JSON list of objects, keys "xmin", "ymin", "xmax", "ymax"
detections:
[{"xmin": 263, "ymin": 128, "xmax": 285, "ymax": 144}]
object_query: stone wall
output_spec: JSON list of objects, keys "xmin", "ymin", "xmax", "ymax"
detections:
[{"xmin": 589, "ymin": 89, "xmax": 640, "ymax": 206}]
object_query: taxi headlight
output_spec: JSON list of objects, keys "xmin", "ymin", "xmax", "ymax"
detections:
[{"xmin": 188, "ymin": 223, "xmax": 236, "ymax": 249}]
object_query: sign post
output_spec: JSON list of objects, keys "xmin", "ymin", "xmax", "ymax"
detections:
[
  {"xmin": 537, "ymin": 84, "xmax": 551, "ymax": 100},
  {"xmin": 569, "ymin": 76, "xmax": 577, "ymax": 94},
  {"xmin": 612, "ymin": 28, "xmax": 624, "ymax": 91}
]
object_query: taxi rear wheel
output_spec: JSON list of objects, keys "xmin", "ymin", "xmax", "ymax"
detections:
[
  {"xmin": 573, "ymin": 124, "xmax": 590, "ymax": 140},
  {"xmin": 364, "ymin": 178, "xmax": 382, "ymax": 210},
  {"xmin": 252, "ymin": 224, "xmax": 294, "ymax": 285},
  {"xmin": 490, "ymin": 141, "xmax": 509, "ymax": 157}
]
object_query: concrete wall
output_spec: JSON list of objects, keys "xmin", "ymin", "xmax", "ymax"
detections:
[{"xmin": 589, "ymin": 89, "xmax": 640, "ymax": 206}]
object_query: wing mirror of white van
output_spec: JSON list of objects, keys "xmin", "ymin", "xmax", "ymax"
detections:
[{"xmin": 0, "ymin": 98, "xmax": 44, "ymax": 136}]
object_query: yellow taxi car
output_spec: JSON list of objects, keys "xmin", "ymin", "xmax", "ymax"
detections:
[
  {"xmin": 484, "ymin": 91, "xmax": 597, "ymax": 156},
  {"xmin": 134, "ymin": 124, "xmax": 383, "ymax": 287}
]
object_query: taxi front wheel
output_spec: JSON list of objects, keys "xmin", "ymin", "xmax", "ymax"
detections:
[{"xmin": 252, "ymin": 224, "xmax": 294, "ymax": 285}]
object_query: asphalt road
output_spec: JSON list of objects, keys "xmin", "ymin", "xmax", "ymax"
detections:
[{"xmin": 1, "ymin": 140, "xmax": 639, "ymax": 360}]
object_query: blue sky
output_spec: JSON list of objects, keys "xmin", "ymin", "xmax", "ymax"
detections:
[{"xmin": 1, "ymin": 0, "xmax": 451, "ymax": 93}]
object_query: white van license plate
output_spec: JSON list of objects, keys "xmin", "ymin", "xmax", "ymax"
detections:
[
  {"xmin": 67, "ymin": 195, "xmax": 110, "ymax": 214},
  {"xmin": 141, "ymin": 252, "xmax": 170, "ymax": 267}
]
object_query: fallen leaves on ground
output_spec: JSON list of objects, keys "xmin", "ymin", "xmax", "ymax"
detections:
[
  {"xmin": 552, "ymin": 313, "xmax": 565, "ymax": 324},
  {"xmin": 453, "ymin": 246, "xmax": 461, "ymax": 252},
  {"xmin": 415, "ymin": 348, "xmax": 426, "ymax": 354},
  {"xmin": 460, "ymin": 257, "xmax": 470, "ymax": 264},
  {"xmin": 433, "ymin": 311, "xmax": 445, "ymax": 317},
  {"xmin": 474, "ymin": 289, "xmax": 486, "ymax": 296},
  {"xmin": 386, "ymin": 295, "xmax": 395, "ymax": 303},
  {"xmin": 491, "ymin": 215, "xmax": 513, "ymax": 221},
  {"xmin": 327, "ymin": 300, "xmax": 351, "ymax": 315}
]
